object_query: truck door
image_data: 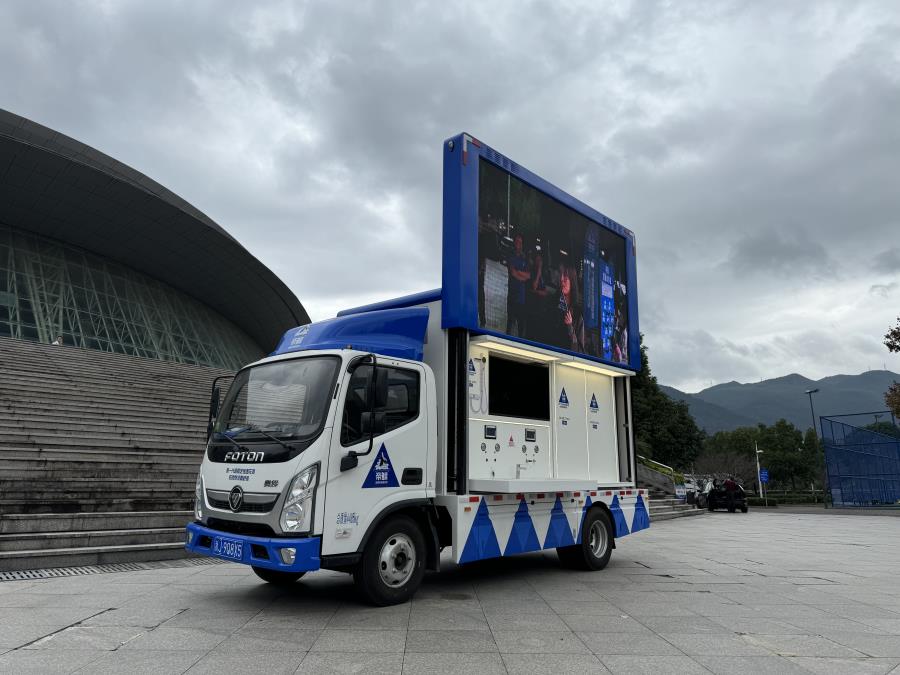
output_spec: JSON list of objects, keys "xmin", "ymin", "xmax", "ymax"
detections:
[{"xmin": 321, "ymin": 360, "xmax": 428, "ymax": 557}]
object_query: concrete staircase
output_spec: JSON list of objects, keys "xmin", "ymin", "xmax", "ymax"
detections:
[
  {"xmin": 0, "ymin": 336, "xmax": 233, "ymax": 571},
  {"xmin": 644, "ymin": 487, "xmax": 706, "ymax": 522}
]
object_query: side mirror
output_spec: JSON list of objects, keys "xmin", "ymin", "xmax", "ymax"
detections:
[
  {"xmin": 207, "ymin": 385, "xmax": 221, "ymax": 438},
  {"xmin": 373, "ymin": 368, "xmax": 389, "ymax": 408},
  {"xmin": 209, "ymin": 386, "xmax": 220, "ymax": 418},
  {"xmin": 340, "ymin": 452, "xmax": 359, "ymax": 471},
  {"xmin": 360, "ymin": 411, "xmax": 386, "ymax": 435}
]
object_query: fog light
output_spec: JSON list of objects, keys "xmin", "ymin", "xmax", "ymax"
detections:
[{"xmin": 279, "ymin": 547, "xmax": 297, "ymax": 565}]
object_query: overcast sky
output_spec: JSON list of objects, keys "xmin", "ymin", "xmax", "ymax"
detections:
[{"xmin": 2, "ymin": 0, "xmax": 899, "ymax": 391}]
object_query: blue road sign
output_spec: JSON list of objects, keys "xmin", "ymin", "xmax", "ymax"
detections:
[{"xmin": 759, "ymin": 469, "xmax": 769, "ymax": 484}]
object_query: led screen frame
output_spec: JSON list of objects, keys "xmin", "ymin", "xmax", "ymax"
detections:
[{"xmin": 442, "ymin": 133, "xmax": 640, "ymax": 372}]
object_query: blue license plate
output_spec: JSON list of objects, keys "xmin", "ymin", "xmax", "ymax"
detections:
[{"xmin": 212, "ymin": 536, "xmax": 244, "ymax": 561}]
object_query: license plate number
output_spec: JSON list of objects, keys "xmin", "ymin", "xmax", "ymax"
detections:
[{"xmin": 212, "ymin": 536, "xmax": 243, "ymax": 561}]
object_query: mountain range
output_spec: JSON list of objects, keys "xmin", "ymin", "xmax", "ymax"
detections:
[{"xmin": 661, "ymin": 370, "xmax": 899, "ymax": 433}]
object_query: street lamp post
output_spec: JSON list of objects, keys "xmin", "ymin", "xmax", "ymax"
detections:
[{"xmin": 755, "ymin": 443, "xmax": 764, "ymax": 498}]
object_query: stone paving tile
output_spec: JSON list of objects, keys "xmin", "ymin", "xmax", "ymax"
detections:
[
  {"xmin": 658, "ymin": 632, "xmax": 773, "ymax": 656},
  {"xmin": 558, "ymin": 613, "xmax": 653, "ymax": 633},
  {"xmin": 76, "ymin": 648, "xmax": 207, "ymax": 675},
  {"xmin": 483, "ymin": 609, "xmax": 571, "ymax": 632},
  {"xmin": 578, "ymin": 631, "xmax": 683, "ymax": 655},
  {"xmin": 159, "ymin": 608, "xmax": 258, "ymax": 630},
  {"xmin": 401, "ymin": 651, "xmax": 506, "ymax": 674},
  {"xmin": 186, "ymin": 649, "xmax": 305, "ymax": 674},
  {"xmin": 81, "ymin": 605, "xmax": 187, "ymax": 628},
  {"xmin": 407, "ymin": 605, "xmax": 489, "ymax": 630},
  {"xmin": 121, "ymin": 626, "xmax": 231, "ymax": 651},
  {"xmin": 0, "ymin": 607, "xmax": 103, "ymax": 626},
  {"xmin": 820, "ymin": 633, "xmax": 900, "ymax": 658},
  {"xmin": 297, "ymin": 651, "xmax": 403, "ymax": 673},
  {"xmin": 0, "ymin": 648, "xmax": 107, "ymax": 674},
  {"xmin": 741, "ymin": 632, "xmax": 867, "ymax": 657},
  {"xmin": 706, "ymin": 616, "xmax": 810, "ymax": 635},
  {"xmin": 636, "ymin": 615, "xmax": 733, "ymax": 634},
  {"xmin": 310, "ymin": 628, "xmax": 407, "ymax": 653},
  {"xmin": 0, "ymin": 624, "xmax": 65, "ymax": 649},
  {"xmin": 786, "ymin": 656, "xmax": 900, "ymax": 674},
  {"xmin": 326, "ymin": 604, "xmax": 411, "ymax": 630},
  {"xmin": 501, "ymin": 652, "xmax": 611, "ymax": 673},
  {"xmin": 25, "ymin": 626, "xmax": 147, "ymax": 651},
  {"xmin": 598, "ymin": 654, "xmax": 707, "ymax": 674},
  {"xmin": 403, "ymin": 628, "xmax": 497, "ymax": 653},
  {"xmin": 216, "ymin": 626, "xmax": 321, "ymax": 652},
  {"xmin": 491, "ymin": 629, "xmax": 591, "ymax": 654},
  {"xmin": 694, "ymin": 655, "xmax": 812, "ymax": 674}
]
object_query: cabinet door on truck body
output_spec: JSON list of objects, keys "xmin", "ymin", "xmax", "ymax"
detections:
[{"xmin": 321, "ymin": 361, "xmax": 429, "ymax": 556}]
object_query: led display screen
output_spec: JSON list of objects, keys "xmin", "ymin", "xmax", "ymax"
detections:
[{"xmin": 477, "ymin": 158, "xmax": 630, "ymax": 365}]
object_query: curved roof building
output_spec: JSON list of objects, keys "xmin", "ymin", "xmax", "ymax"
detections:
[{"xmin": 0, "ymin": 109, "xmax": 308, "ymax": 370}]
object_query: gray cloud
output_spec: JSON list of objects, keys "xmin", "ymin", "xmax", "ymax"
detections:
[{"xmin": 2, "ymin": 0, "xmax": 900, "ymax": 389}]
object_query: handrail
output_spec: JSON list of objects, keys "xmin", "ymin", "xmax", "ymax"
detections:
[
  {"xmin": 637, "ymin": 455, "xmax": 681, "ymax": 496},
  {"xmin": 638, "ymin": 454, "xmax": 674, "ymax": 474}
]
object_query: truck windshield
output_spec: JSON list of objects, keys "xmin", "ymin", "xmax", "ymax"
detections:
[{"xmin": 214, "ymin": 356, "xmax": 340, "ymax": 440}]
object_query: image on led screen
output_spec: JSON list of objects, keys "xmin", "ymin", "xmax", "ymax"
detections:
[{"xmin": 478, "ymin": 158, "xmax": 629, "ymax": 365}]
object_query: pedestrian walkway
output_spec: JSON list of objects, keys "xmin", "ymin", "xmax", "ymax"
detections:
[{"xmin": 0, "ymin": 511, "xmax": 898, "ymax": 674}]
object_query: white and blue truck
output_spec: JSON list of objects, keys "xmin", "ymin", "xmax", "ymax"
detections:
[{"xmin": 186, "ymin": 134, "xmax": 650, "ymax": 605}]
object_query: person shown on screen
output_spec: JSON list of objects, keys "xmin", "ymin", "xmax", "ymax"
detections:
[
  {"xmin": 557, "ymin": 264, "xmax": 584, "ymax": 352},
  {"xmin": 506, "ymin": 234, "xmax": 530, "ymax": 336}
]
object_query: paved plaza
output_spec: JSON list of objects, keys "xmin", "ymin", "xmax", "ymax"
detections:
[{"xmin": 0, "ymin": 510, "xmax": 899, "ymax": 674}]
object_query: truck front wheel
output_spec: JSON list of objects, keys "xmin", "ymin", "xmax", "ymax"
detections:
[
  {"xmin": 354, "ymin": 515, "xmax": 425, "ymax": 606},
  {"xmin": 557, "ymin": 508, "xmax": 613, "ymax": 571}
]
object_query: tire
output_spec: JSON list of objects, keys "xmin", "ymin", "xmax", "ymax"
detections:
[
  {"xmin": 728, "ymin": 506, "xmax": 736, "ymax": 513},
  {"xmin": 707, "ymin": 501, "xmax": 714, "ymax": 512},
  {"xmin": 741, "ymin": 505, "xmax": 749, "ymax": 513},
  {"xmin": 251, "ymin": 566, "xmax": 305, "ymax": 585},
  {"xmin": 354, "ymin": 515, "xmax": 425, "ymax": 606},
  {"xmin": 557, "ymin": 508, "xmax": 613, "ymax": 571}
]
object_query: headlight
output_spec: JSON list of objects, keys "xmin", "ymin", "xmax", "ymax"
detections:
[
  {"xmin": 280, "ymin": 465, "xmax": 318, "ymax": 533},
  {"xmin": 194, "ymin": 474, "xmax": 203, "ymax": 520}
]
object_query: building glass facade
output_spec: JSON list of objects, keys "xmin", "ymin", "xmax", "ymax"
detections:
[{"xmin": 0, "ymin": 224, "xmax": 262, "ymax": 370}]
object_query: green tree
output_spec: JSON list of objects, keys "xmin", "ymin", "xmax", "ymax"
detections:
[
  {"xmin": 884, "ymin": 318, "xmax": 900, "ymax": 416},
  {"xmin": 631, "ymin": 336, "xmax": 704, "ymax": 470}
]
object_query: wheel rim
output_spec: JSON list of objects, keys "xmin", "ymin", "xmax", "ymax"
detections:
[
  {"xmin": 378, "ymin": 532, "xmax": 415, "ymax": 588},
  {"xmin": 589, "ymin": 520, "xmax": 608, "ymax": 558}
]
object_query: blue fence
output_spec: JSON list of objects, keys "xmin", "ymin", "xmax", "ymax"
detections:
[{"xmin": 821, "ymin": 413, "xmax": 900, "ymax": 506}]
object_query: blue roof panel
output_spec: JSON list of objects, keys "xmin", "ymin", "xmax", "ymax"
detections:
[{"xmin": 273, "ymin": 307, "xmax": 430, "ymax": 361}]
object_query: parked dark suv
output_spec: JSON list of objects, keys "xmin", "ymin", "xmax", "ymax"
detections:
[{"xmin": 696, "ymin": 480, "xmax": 749, "ymax": 513}]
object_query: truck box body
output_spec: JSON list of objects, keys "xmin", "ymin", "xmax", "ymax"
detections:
[{"xmin": 185, "ymin": 133, "xmax": 649, "ymax": 603}]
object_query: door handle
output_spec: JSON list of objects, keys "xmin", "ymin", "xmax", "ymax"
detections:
[{"xmin": 401, "ymin": 468, "xmax": 423, "ymax": 485}]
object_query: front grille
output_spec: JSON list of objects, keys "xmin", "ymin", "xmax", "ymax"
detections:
[
  {"xmin": 207, "ymin": 496, "xmax": 276, "ymax": 513},
  {"xmin": 206, "ymin": 518, "xmax": 276, "ymax": 538},
  {"xmin": 206, "ymin": 489, "xmax": 279, "ymax": 514}
]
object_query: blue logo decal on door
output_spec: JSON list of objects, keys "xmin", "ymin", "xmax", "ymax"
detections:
[
  {"xmin": 362, "ymin": 443, "xmax": 400, "ymax": 488},
  {"xmin": 558, "ymin": 388, "xmax": 569, "ymax": 407},
  {"xmin": 589, "ymin": 393, "xmax": 599, "ymax": 412}
]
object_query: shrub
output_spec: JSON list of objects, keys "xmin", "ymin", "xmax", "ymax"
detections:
[{"xmin": 747, "ymin": 497, "xmax": 778, "ymax": 507}]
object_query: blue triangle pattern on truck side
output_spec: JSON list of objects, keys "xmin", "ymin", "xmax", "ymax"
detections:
[
  {"xmin": 575, "ymin": 495, "xmax": 593, "ymax": 544},
  {"xmin": 459, "ymin": 498, "xmax": 501, "ymax": 563},
  {"xmin": 543, "ymin": 496, "xmax": 576, "ymax": 549},
  {"xmin": 632, "ymin": 494, "xmax": 650, "ymax": 532},
  {"xmin": 361, "ymin": 443, "xmax": 400, "ymax": 489},
  {"xmin": 609, "ymin": 494, "xmax": 630, "ymax": 537},
  {"xmin": 504, "ymin": 499, "xmax": 542, "ymax": 556}
]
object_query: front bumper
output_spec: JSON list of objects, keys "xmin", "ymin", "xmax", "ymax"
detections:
[{"xmin": 185, "ymin": 522, "xmax": 320, "ymax": 573}]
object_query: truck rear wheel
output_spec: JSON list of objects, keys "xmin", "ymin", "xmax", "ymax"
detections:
[
  {"xmin": 557, "ymin": 508, "xmax": 613, "ymax": 571},
  {"xmin": 251, "ymin": 567, "xmax": 305, "ymax": 585},
  {"xmin": 354, "ymin": 515, "xmax": 425, "ymax": 606}
]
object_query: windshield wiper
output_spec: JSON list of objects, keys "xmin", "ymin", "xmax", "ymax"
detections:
[
  {"xmin": 231, "ymin": 425, "xmax": 295, "ymax": 450},
  {"xmin": 212, "ymin": 431, "xmax": 248, "ymax": 452}
]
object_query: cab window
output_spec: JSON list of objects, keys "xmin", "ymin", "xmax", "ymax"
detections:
[{"xmin": 341, "ymin": 365, "xmax": 420, "ymax": 446}]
